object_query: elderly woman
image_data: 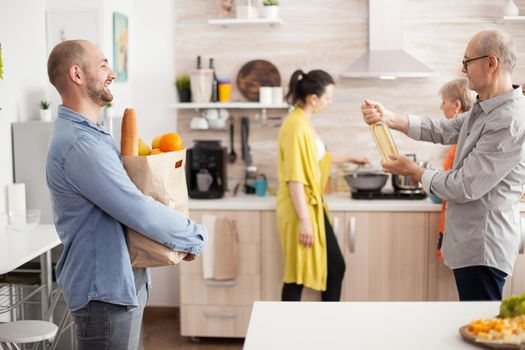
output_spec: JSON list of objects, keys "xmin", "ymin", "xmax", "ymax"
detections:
[{"xmin": 436, "ymin": 79, "xmax": 475, "ymax": 260}]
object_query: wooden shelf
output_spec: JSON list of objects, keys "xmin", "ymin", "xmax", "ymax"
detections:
[
  {"xmin": 405, "ymin": 16, "xmax": 525, "ymax": 24},
  {"xmin": 207, "ymin": 18, "xmax": 283, "ymax": 26},
  {"xmin": 173, "ymin": 102, "xmax": 290, "ymax": 110}
]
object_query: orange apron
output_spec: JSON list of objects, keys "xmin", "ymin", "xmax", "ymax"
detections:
[{"xmin": 436, "ymin": 145, "xmax": 456, "ymax": 260}]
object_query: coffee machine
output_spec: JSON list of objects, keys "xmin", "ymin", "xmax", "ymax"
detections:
[{"xmin": 186, "ymin": 140, "xmax": 227, "ymax": 199}]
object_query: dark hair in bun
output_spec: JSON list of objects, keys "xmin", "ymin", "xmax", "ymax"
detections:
[{"xmin": 285, "ymin": 69, "xmax": 335, "ymax": 105}]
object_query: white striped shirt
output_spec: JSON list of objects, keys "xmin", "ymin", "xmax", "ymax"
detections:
[{"xmin": 408, "ymin": 86, "xmax": 525, "ymax": 275}]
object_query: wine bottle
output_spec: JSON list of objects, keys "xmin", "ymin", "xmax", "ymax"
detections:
[{"xmin": 209, "ymin": 58, "xmax": 219, "ymax": 102}]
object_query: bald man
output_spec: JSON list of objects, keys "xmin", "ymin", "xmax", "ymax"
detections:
[
  {"xmin": 361, "ymin": 30, "xmax": 525, "ymax": 301},
  {"xmin": 46, "ymin": 40, "xmax": 206, "ymax": 349}
]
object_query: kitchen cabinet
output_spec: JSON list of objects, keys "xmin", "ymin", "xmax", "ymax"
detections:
[
  {"xmin": 180, "ymin": 210, "xmax": 261, "ymax": 338},
  {"xmin": 341, "ymin": 212, "xmax": 429, "ymax": 301},
  {"xmin": 181, "ymin": 205, "xmax": 524, "ymax": 339},
  {"xmin": 261, "ymin": 211, "xmax": 429, "ymax": 302}
]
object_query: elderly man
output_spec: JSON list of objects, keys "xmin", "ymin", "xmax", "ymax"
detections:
[
  {"xmin": 46, "ymin": 40, "xmax": 206, "ymax": 349},
  {"xmin": 361, "ymin": 30, "xmax": 525, "ymax": 301}
]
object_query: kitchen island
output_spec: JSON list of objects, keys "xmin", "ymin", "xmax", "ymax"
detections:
[{"xmin": 244, "ymin": 301, "xmax": 498, "ymax": 350}]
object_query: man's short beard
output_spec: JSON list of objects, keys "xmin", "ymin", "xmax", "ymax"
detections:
[{"xmin": 86, "ymin": 76, "xmax": 113, "ymax": 106}]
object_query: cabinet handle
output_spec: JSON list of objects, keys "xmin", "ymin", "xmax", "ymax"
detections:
[
  {"xmin": 518, "ymin": 218, "xmax": 525, "ymax": 254},
  {"xmin": 203, "ymin": 311, "xmax": 239, "ymax": 318},
  {"xmin": 347, "ymin": 216, "xmax": 356, "ymax": 253},
  {"xmin": 204, "ymin": 279, "xmax": 238, "ymax": 287},
  {"xmin": 333, "ymin": 216, "xmax": 341, "ymax": 242}
]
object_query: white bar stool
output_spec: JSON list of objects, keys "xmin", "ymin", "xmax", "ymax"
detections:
[{"xmin": 0, "ymin": 320, "xmax": 57, "ymax": 350}]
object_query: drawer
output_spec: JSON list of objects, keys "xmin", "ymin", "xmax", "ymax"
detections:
[
  {"xmin": 180, "ymin": 242, "xmax": 260, "ymax": 276},
  {"xmin": 180, "ymin": 305, "xmax": 252, "ymax": 338},
  {"xmin": 180, "ymin": 274, "xmax": 260, "ymax": 305}
]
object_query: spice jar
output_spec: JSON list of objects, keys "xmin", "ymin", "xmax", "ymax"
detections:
[{"xmin": 218, "ymin": 79, "xmax": 232, "ymax": 102}]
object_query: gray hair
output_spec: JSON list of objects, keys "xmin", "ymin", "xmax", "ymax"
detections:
[
  {"xmin": 439, "ymin": 78, "xmax": 475, "ymax": 112},
  {"xmin": 475, "ymin": 30, "xmax": 516, "ymax": 73}
]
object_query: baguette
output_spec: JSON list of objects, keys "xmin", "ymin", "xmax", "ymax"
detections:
[{"xmin": 121, "ymin": 108, "xmax": 139, "ymax": 156}]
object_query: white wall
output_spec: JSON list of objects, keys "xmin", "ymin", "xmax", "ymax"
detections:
[
  {"xmin": 1, "ymin": 0, "xmax": 180, "ymax": 307},
  {"xmin": 130, "ymin": 0, "xmax": 179, "ymax": 306},
  {"xmin": 130, "ymin": 0, "xmax": 177, "ymax": 144},
  {"xmin": 0, "ymin": 0, "xmax": 48, "ymax": 213}
]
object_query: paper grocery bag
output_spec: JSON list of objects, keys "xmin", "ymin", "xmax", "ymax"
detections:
[{"xmin": 122, "ymin": 149, "xmax": 188, "ymax": 268}]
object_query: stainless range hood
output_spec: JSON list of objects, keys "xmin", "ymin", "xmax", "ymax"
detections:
[{"xmin": 341, "ymin": 0, "xmax": 436, "ymax": 79}]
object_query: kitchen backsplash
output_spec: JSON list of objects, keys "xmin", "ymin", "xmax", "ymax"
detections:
[{"xmin": 175, "ymin": 0, "xmax": 525, "ymax": 187}]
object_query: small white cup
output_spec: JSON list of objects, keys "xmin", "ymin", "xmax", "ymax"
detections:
[
  {"xmin": 259, "ymin": 87, "xmax": 273, "ymax": 105},
  {"xmin": 272, "ymin": 87, "xmax": 283, "ymax": 105}
]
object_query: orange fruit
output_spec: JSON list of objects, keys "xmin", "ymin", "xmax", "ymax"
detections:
[
  {"xmin": 149, "ymin": 148, "xmax": 164, "ymax": 155},
  {"xmin": 159, "ymin": 132, "xmax": 184, "ymax": 152}
]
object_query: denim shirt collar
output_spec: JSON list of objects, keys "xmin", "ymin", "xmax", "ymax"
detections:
[
  {"xmin": 57, "ymin": 105, "xmax": 111, "ymax": 136},
  {"xmin": 478, "ymin": 85, "xmax": 522, "ymax": 114}
]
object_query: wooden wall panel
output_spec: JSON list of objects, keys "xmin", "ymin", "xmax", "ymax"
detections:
[{"xmin": 175, "ymin": 0, "xmax": 525, "ymax": 185}]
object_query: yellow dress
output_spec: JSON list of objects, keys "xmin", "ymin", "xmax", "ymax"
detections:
[{"xmin": 276, "ymin": 107, "xmax": 332, "ymax": 291}]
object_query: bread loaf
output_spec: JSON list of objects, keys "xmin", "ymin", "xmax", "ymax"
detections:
[{"xmin": 121, "ymin": 108, "xmax": 138, "ymax": 156}]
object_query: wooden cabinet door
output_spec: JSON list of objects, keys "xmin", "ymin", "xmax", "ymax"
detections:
[
  {"xmin": 427, "ymin": 212, "xmax": 513, "ymax": 300},
  {"xmin": 342, "ymin": 212, "xmax": 429, "ymax": 301},
  {"xmin": 260, "ymin": 211, "xmax": 346, "ymax": 301}
]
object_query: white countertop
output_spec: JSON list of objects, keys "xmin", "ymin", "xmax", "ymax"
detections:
[
  {"xmin": 244, "ymin": 301, "xmax": 499, "ymax": 350},
  {"xmin": 190, "ymin": 193, "xmax": 525, "ymax": 212},
  {"xmin": 0, "ymin": 224, "xmax": 61, "ymax": 274}
]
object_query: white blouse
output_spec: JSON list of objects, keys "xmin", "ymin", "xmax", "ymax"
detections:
[{"xmin": 316, "ymin": 135, "xmax": 326, "ymax": 161}]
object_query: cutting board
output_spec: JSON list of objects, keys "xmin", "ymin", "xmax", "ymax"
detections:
[{"xmin": 236, "ymin": 60, "xmax": 281, "ymax": 101}]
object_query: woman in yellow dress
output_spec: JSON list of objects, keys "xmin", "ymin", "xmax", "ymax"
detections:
[{"xmin": 277, "ymin": 69, "xmax": 368, "ymax": 301}]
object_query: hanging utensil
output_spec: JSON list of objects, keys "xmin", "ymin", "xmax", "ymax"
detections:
[{"xmin": 228, "ymin": 120, "xmax": 237, "ymax": 163}]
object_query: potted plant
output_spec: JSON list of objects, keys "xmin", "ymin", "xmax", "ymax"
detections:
[
  {"xmin": 175, "ymin": 75, "xmax": 191, "ymax": 103},
  {"xmin": 39, "ymin": 100, "xmax": 52, "ymax": 122},
  {"xmin": 262, "ymin": 0, "xmax": 279, "ymax": 19}
]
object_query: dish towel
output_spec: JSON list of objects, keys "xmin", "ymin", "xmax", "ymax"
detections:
[{"xmin": 201, "ymin": 215, "xmax": 239, "ymax": 281}]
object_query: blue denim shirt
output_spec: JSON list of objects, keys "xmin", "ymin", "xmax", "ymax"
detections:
[{"xmin": 46, "ymin": 105, "xmax": 206, "ymax": 311}]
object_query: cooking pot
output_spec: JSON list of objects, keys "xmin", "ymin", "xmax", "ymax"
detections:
[
  {"xmin": 391, "ymin": 160, "xmax": 428, "ymax": 192},
  {"xmin": 344, "ymin": 165, "xmax": 388, "ymax": 192}
]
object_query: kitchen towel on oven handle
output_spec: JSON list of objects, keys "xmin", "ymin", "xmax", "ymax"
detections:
[{"xmin": 201, "ymin": 215, "xmax": 240, "ymax": 281}]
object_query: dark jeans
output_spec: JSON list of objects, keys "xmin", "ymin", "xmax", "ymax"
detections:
[
  {"xmin": 453, "ymin": 265, "xmax": 507, "ymax": 301},
  {"xmin": 71, "ymin": 283, "xmax": 148, "ymax": 350},
  {"xmin": 282, "ymin": 212, "xmax": 346, "ymax": 301}
]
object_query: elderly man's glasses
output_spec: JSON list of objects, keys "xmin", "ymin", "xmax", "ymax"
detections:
[{"xmin": 462, "ymin": 55, "xmax": 490, "ymax": 70}]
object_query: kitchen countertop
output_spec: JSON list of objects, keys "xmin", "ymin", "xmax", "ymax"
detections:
[
  {"xmin": 189, "ymin": 193, "xmax": 444, "ymax": 212},
  {"xmin": 244, "ymin": 301, "xmax": 498, "ymax": 350},
  {"xmin": 189, "ymin": 193, "xmax": 525, "ymax": 212}
]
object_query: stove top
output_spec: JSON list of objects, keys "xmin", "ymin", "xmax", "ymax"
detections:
[{"xmin": 351, "ymin": 190, "xmax": 427, "ymax": 200}]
